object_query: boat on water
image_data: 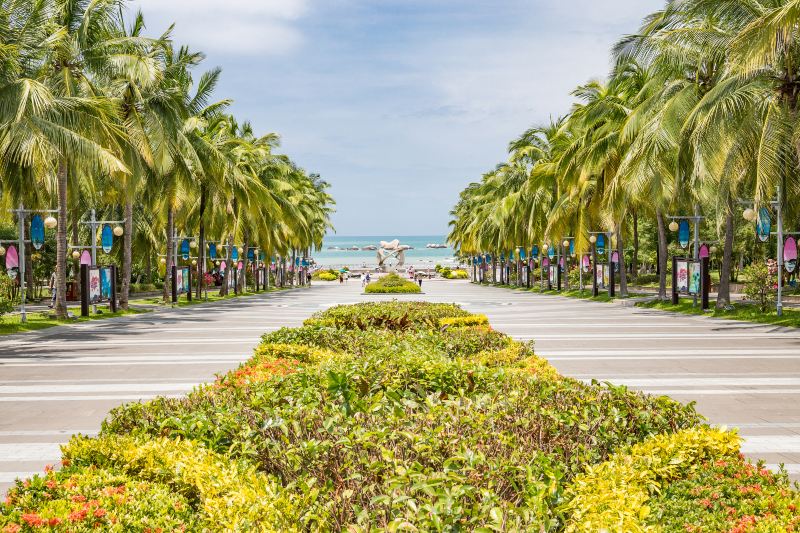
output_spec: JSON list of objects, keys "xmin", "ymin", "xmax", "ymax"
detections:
[
  {"xmin": 361, "ymin": 245, "xmax": 378, "ymax": 251},
  {"xmin": 347, "ymin": 246, "xmax": 360, "ymax": 251},
  {"xmin": 327, "ymin": 246, "xmax": 341, "ymax": 250},
  {"xmin": 426, "ymin": 243, "xmax": 447, "ymax": 249}
]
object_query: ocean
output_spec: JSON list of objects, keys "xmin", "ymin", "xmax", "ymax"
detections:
[{"xmin": 311, "ymin": 235, "xmax": 461, "ymax": 269}]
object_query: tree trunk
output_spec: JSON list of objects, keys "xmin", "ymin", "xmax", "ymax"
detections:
[
  {"xmin": 163, "ymin": 208, "xmax": 174, "ymax": 302},
  {"xmin": 196, "ymin": 186, "xmax": 206, "ymax": 298},
  {"xmin": 219, "ymin": 236, "xmax": 232, "ymax": 296},
  {"xmin": 145, "ymin": 250, "xmax": 152, "ymax": 284},
  {"xmin": 616, "ymin": 222, "xmax": 628, "ymax": 297},
  {"xmin": 240, "ymin": 230, "xmax": 249, "ymax": 293},
  {"xmin": 632, "ymin": 210, "xmax": 639, "ymax": 277},
  {"xmin": 717, "ymin": 196, "xmax": 735, "ymax": 309},
  {"xmin": 54, "ymin": 161, "xmax": 69, "ymax": 319},
  {"xmin": 656, "ymin": 209, "xmax": 668, "ymax": 300},
  {"xmin": 120, "ymin": 195, "xmax": 133, "ymax": 310}
]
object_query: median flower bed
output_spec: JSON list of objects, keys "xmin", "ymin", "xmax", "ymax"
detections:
[
  {"xmin": 364, "ymin": 273, "xmax": 421, "ymax": 293},
  {"xmin": 3, "ymin": 302, "xmax": 798, "ymax": 531}
]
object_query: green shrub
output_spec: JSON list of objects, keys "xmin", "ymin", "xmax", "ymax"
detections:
[
  {"xmin": 633, "ymin": 273, "xmax": 660, "ymax": 285},
  {"xmin": 439, "ymin": 314, "xmax": 489, "ymax": 328},
  {"xmin": 364, "ymin": 273, "xmax": 420, "ymax": 293},
  {"xmin": 305, "ymin": 301, "xmax": 470, "ymax": 330},
  {"xmin": 0, "ymin": 275, "xmax": 15, "ymax": 318},
  {"xmin": 561, "ymin": 427, "xmax": 741, "ymax": 532},
  {"xmin": 743, "ymin": 261, "xmax": 776, "ymax": 312},
  {"xmin": 439, "ymin": 267, "xmax": 452, "ymax": 278},
  {"xmin": 129, "ymin": 283, "xmax": 158, "ymax": 293},
  {"xmin": 312, "ymin": 269, "xmax": 338, "ymax": 281},
  {"xmin": 444, "ymin": 268, "xmax": 468, "ymax": 279}
]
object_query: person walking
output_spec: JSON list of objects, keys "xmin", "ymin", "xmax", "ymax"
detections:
[{"xmin": 417, "ymin": 274, "xmax": 423, "ymax": 289}]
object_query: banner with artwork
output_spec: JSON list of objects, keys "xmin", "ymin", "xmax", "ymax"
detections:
[
  {"xmin": 100, "ymin": 267, "xmax": 112, "ymax": 300},
  {"xmin": 596, "ymin": 234, "xmax": 605, "ymax": 256},
  {"xmin": 756, "ymin": 208, "xmax": 771, "ymax": 243},
  {"xmin": 88, "ymin": 267, "xmax": 102, "ymax": 304},
  {"xmin": 676, "ymin": 260, "xmax": 689, "ymax": 293},
  {"xmin": 5, "ymin": 245, "xmax": 18, "ymax": 279},
  {"xmin": 678, "ymin": 220, "xmax": 690, "ymax": 249},
  {"xmin": 688, "ymin": 261, "xmax": 701, "ymax": 295},
  {"xmin": 582, "ymin": 255, "xmax": 591, "ymax": 273},
  {"xmin": 209, "ymin": 243, "xmax": 217, "ymax": 260},
  {"xmin": 595, "ymin": 264, "xmax": 606, "ymax": 289},
  {"xmin": 180, "ymin": 239, "xmax": 190, "ymax": 260},
  {"xmin": 785, "ymin": 237, "xmax": 798, "ymax": 273},
  {"xmin": 31, "ymin": 215, "xmax": 44, "ymax": 250},
  {"xmin": 176, "ymin": 268, "xmax": 184, "ymax": 295},
  {"xmin": 549, "ymin": 263, "xmax": 557, "ymax": 286}
]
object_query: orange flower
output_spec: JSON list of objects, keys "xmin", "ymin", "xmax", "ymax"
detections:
[
  {"xmin": 20, "ymin": 513, "xmax": 45, "ymax": 527},
  {"xmin": 2, "ymin": 525, "xmax": 21, "ymax": 533}
]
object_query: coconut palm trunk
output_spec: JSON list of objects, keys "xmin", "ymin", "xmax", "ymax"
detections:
[
  {"xmin": 196, "ymin": 186, "xmax": 206, "ymax": 299},
  {"xmin": 616, "ymin": 222, "xmax": 628, "ymax": 297},
  {"xmin": 716, "ymin": 196, "xmax": 735, "ymax": 310},
  {"xmin": 656, "ymin": 209, "xmax": 668, "ymax": 300},
  {"xmin": 54, "ymin": 161, "xmax": 69, "ymax": 319},
  {"xmin": 632, "ymin": 210, "xmax": 639, "ymax": 277},
  {"xmin": 163, "ymin": 208, "xmax": 174, "ymax": 302},
  {"xmin": 120, "ymin": 195, "xmax": 133, "ymax": 310},
  {"xmin": 240, "ymin": 231, "xmax": 249, "ymax": 292}
]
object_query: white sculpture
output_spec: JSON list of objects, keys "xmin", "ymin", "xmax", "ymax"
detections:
[{"xmin": 377, "ymin": 240, "xmax": 406, "ymax": 271}]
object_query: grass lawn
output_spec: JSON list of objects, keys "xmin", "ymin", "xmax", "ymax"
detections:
[
  {"xmin": 129, "ymin": 285, "xmax": 298, "ymax": 308},
  {"xmin": 636, "ymin": 298, "xmax": 800, "ymax": 328},
  {"xmin": 0, "ymin": 307, "xmax": 149, "ymax": 336}
]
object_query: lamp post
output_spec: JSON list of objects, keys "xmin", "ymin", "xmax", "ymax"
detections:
[
  {"xmin": 70, "ymin": 209, "xmax": 125, "ymax": 313},
  {"xmin": 589, "ymin": 235, "xmax": 598, "ymax": 297},
  {"xmin": 667, "ymin": 206, "xmax": 704, "ymax": 307},
  {"xmin": 4, "ymin": 205, "xmax": 60, "ymax": 322},
  {"xmin": 742, "ymin": 186, "xmax": 788, "ymax": 316}
]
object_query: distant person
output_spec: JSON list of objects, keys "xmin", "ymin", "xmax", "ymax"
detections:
[
  {"xmin": 365, "ymin": 273, "xmax": 371, "ymax": 284},
  {"xmin": 339, "ymin": 273, "xmax": 344, "ymax": 284},
  {"xmin": 48, "ymin": 271, "xmax": 56, "ymax": 308},
  {"xmin": 417, "ymin": 274, "xmax": 423, "ymax": 288},
  {"xmin": 361, "ymin": 275, "xmax": 367, "ymax": 288}
]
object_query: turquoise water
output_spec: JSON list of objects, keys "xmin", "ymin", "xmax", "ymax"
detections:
[{"xmin": 312, "ymin": 235, "xmax": 460, "ymax": 268}]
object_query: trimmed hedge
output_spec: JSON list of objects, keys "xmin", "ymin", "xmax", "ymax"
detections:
[
  {"xmin": 3, "ymin": 301, "xmax": 797, "ymax": 531},
  {"xmin": 364, "ymin": 273, "xmax": 421, "ymax": 293}
]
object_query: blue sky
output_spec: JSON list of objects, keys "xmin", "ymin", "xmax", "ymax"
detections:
[{"xmin": 130, "ymin": 0, "xmax": 663, "ymax": 236}]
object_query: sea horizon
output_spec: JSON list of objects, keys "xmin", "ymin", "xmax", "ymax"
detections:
[{"xmin": 312, "ymin": 235, "xmax": 461, "ymax": 269}]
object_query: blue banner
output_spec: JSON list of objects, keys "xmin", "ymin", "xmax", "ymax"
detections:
[
  {"xmin": 30, "ymin": 215, "xmax": 44, "ymax": 250},
  {"xmin": 209, "ymin": 243, "xmax": 217, "ymax": 260},
  {"xmin": 247, "ymin": 248, "xmax": 255, "ymax": 261},
  {"xmin": 548, "ymin": 246, "xmax": 555, "ymax": 259},
  {"xmin": 101, "ymin": 224, "xmax": 113, "ymax": 253},
  {"xmin": 518, "ymin": 248, "xmax": 526, "ymax": 260},
  {"xmin": 231, "ymin": 247, "xmax": 239, "ymax": 260},
  {"xmin": 678, "ymin": 220, "xmax": 690, "ymax": 249},
  {"xmin": 180, "ymin": 239, "xmax": 190, "ymax": 260},
  {"xmin": 756, "ymin": 207, "xmax": 771, "ymax": 243},
  {"xmin": 569, "ymin": 240, "xmax": 575, "ymax": 256},
  {"xmin": 597, "ymin": 234, "xmax": 605, "ymax": 256},
  {"xmin": 532, "ymin": 245, "xmax": 539, "ymax": 257}
]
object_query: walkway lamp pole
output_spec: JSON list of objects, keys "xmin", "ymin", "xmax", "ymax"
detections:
[
  {"xmin": 668, "ymin": 206, "xmax": 704, "ymax": 307},
  {"xmin": 742, "ymin": 185, "xmax": 787, "ymax": 316},
  {"xmin": 0, "ymin": 205, "xmax": 58, "ymax": 322},
  {"xmin": 589, "ymin": 235, "xmax": 598, "ymax": 297},
  {"xmin": 69, "ymin": 209, "xmax": 125, "ymax": 314}
]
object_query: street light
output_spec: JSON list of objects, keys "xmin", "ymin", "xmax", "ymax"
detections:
[
  {"xmin": 71, "ymin": 250, "xmax": 80, "ymax": 260},
  {"xmin": 0, "ymin": 246, "xmax": 5, "ymax": 256},
  {"xmin": 589, "ymin": 235, "xmax": 597, "ymax": 244},
  {"xmin": 113, "ymin": 225, "xmax": 124, "ymax": 237},
  {"xmin": 669, "ymin": 220, "xmax": 679, "ymax": 232},
  {"xmin": 743, "ymin": 208, "xmax": 757, "ymax": 222},
  {"xmin": 44, "ymin": 216, "xmax": 57, "ymax": 229}
]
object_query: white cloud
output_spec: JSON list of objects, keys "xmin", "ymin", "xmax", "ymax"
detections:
[{"xmin": 129, "ymin": 0, "xmax": 311, "ymax": 54}]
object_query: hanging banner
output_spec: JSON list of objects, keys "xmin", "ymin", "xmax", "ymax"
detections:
[
  {"xmin": 582, "ymin": 255, "xmax": 591, "ymax": 273},
  {"xmin": 180, "ymin": 239, "xmax": 190, "ymax": 261},
  {"xmin": 260, "ymin": 251, "xmax": 266, "ymax": 261},
  {"xmin": 30, "ymin": 215, "xmax": 44, "ymax": 250},
  {"xmin": 88, "ymin": 267, "xmax": 101, "ymax": 304},
  {"xmin": 596, "ymin": 234, "xmax": 605, "ymax": 256},
  {"xmin": 231, "ymin": 247, "xmax": 239, "ymax": 261},
  {"xmin": 209, "ymin": 243, "xmax": 217, "ymax": 260},
  {"xmin": 678, "ymin": 220, "xmax": 690, "ymax": 249},
  {"xmin": 80, "ymin": 250, "xmax": 91, "ymax": 266},
  {"xmin": 219, "ymin": 260, "xmax": 227, "ymax": 274},
  {"xmin": 247, "ymin": 248, "xmax": 255, "ymax": 261},
  {"xmin": 699, "ymin": 244, "xmax": 709, "ymax": 259},
  {"xmin": 756, "ymin": 207, "xmax": 771, "ymax": 243},
  {"xmin": 5, "ymin": 245, "xmax": 18, "ymax": 270},
  {"xmin": 500, "ymin": 252, "xmax": 506, "ymax": 263},
  {"xmin": 508, "ymin": 250, "xmax": 514, "ymax": 262},
  {"xmin": 532, "ymin": 245, "xmax": 539, "ymax": 257},
  {"xmin": 518, "ymin": 248, "xmax": 526, "ymax": 260},
  {"xmin": 569, "ymin": 240, "xmax": 575, "ymax": 256},
  {"xmin": 785, "ymin": 237, "xmax": 798, "ymax": 273},
  {"xmin": 542, "ymin": 257, "xmax": 550, "ymax": 268},
  {"xmin": 238, "ymin": 261, "xmax": 244, "ymax": 271},
  {"xmin": 101, "ymin": 224, "xmax": 113, "ymax": 253},
  {"xmin": 596, "ymin": 264, "xmax": 605, "ymax": 288},
  {"xmin": 611, "ymin": 251, "xmax": 619, "ymax": 264},
  {"xmin": 547, "ymin": 246, "xmax": 555, "ymax": 259}
]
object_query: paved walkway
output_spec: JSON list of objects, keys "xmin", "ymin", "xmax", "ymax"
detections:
[{"xmin": 2, "ymin": 280, "xmax": 799, "ymax": 494}]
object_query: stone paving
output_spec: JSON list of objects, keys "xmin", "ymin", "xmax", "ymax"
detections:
[{"xmin": 2, "ymin": 279, "xmax": 800, "ymax": 494}]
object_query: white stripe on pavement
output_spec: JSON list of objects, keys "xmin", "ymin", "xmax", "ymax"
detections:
[
  {"xmin": 0, "ymin": 443, "xmax": 61, "ymax": 461},
  {"xmin": 0, "ymin": 383, "xmax": 198, "ymax": 394},
  {"xmin": 0, "ymin": 394, "xmax": 184, "ymax": 402},
  {"xmin": 582, "ymin": 378, "xmax": 800, "ymax": 387},
  {"xmin": 0, "ymin": 430, "xmax": 97, "ymax": 437},
  {"xmin": 741, "ymin": 436, "xmax": 800, "ymax": 454}
]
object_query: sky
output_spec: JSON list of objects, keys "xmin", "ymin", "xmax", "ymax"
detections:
[{"xmin": 129, "ymin": 0, "xmax": 664, "ymax": 236}]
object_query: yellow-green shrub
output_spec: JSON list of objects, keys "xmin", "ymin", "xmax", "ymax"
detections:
[
  {"xmin": 251, "ymin": 342, "xmax": 338, "ymax": 365},
  {"xmin": 62, "ymin": 436, "xmax": 308, "ymax": 532},
  {"xmin": 561, "ymin": 427, "xmax": 741, "ymax": 532},
  {"xmin": 439, "ymin": 314, "xmax": 489, "ymax": 328}
]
